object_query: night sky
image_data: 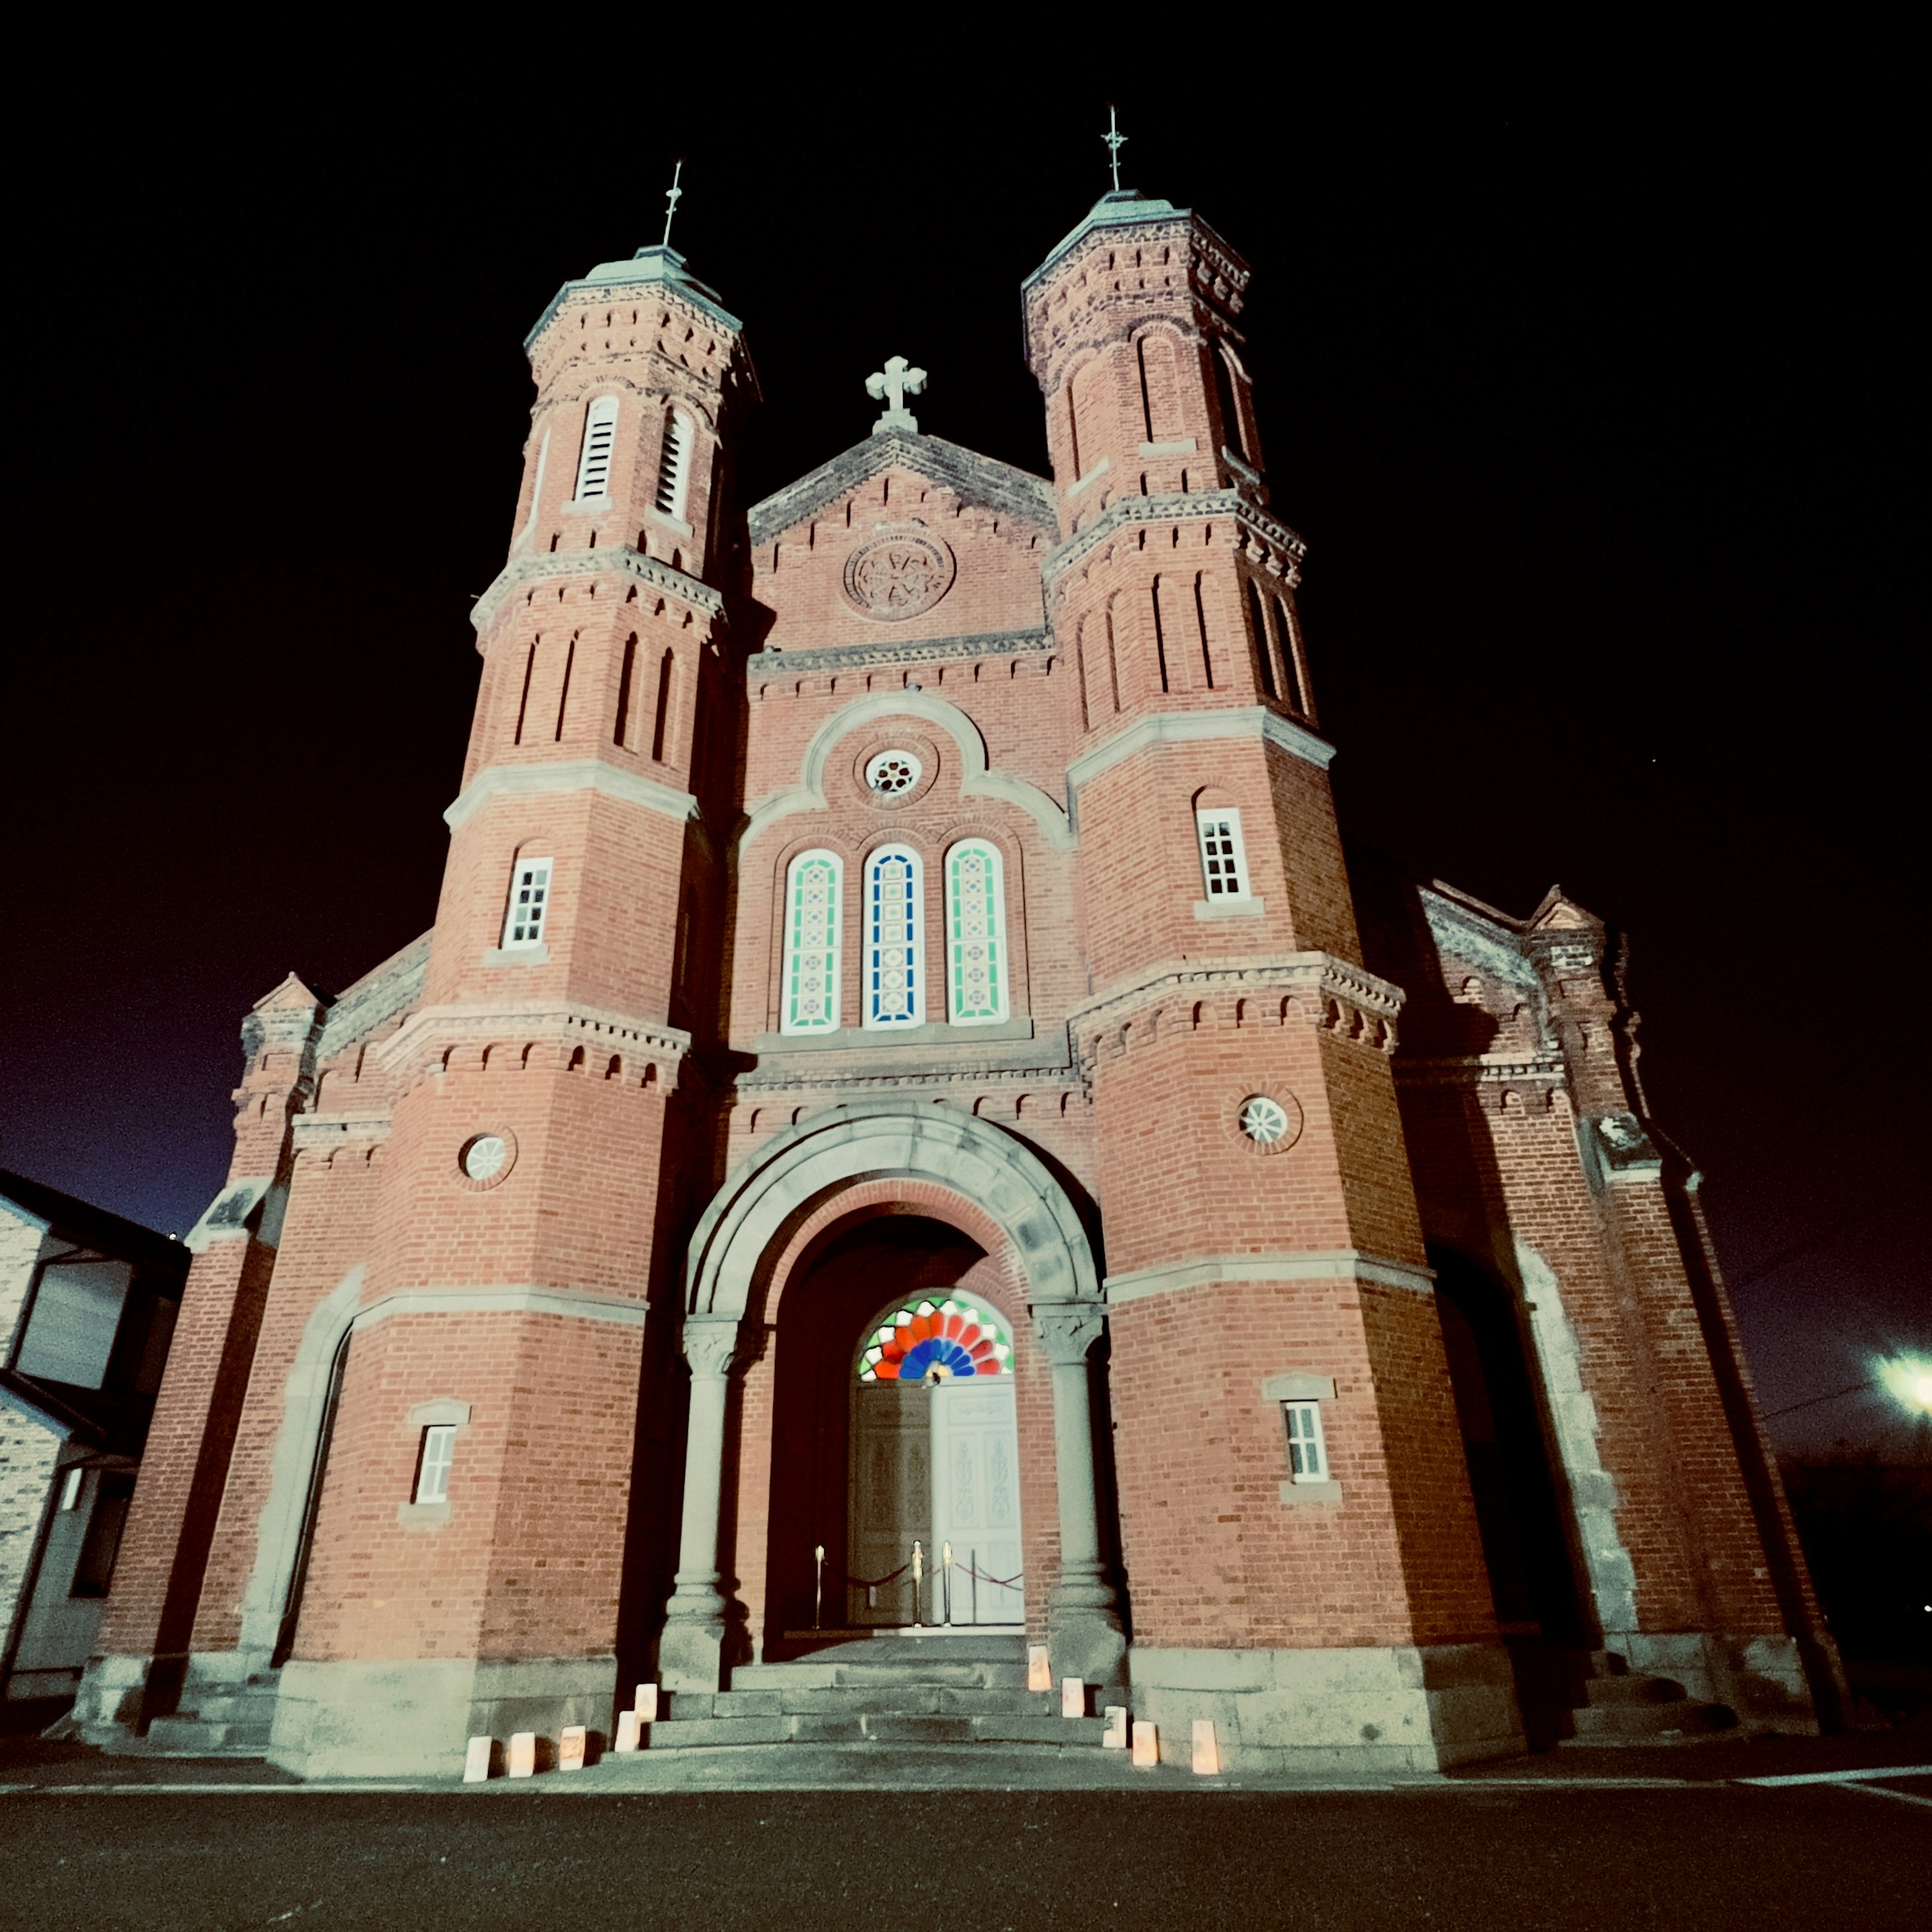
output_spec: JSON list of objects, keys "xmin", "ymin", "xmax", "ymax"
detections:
[{"xmin": 2, "ymin": 68, "xmax": 1918, "ymax": 1455}]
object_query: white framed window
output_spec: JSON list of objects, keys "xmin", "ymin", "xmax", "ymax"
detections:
[
  {"xmin": 781, "ymin": 850, "xmax": 842, "ymax": 1034},
  {"xmin": 654, "ymin": 407, "xmax": 694, "ymax": 522},
  {"xmin": 945, "ymin": 840, "xmax": 1009, "ymax": 1025},
  {"xmin": 863, "ymin": 845, "xmax": 924, "ymax": 1029},
  {"xmin": 415, "ymin": 1423, "xmax": 457, "ymax": 1504},
  {"xmin": 1195, "ymin": 807, "xmax": 1252, "ymax": 899},
  {"xmin": 500, "ymin": 858, "xmax": 553, "ymax": 949},
  {"xmin": 1282, "ymin": 1400, "xmax": 1328, "ymax": 1483},
  {"xmin": 574, "ymin": 396, "xmax": 619, "ymax": 501}
]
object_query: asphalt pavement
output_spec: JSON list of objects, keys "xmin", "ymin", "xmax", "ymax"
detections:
[{"xmin": 2, "ymin": 1732, "xmax": 1928, "ymax": 1930}]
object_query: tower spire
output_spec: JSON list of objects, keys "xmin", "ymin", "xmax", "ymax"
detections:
[
  {"xmin": 1102, "ymin": 105, "xmax": 1126, "ymax": 192},
  {"xmin": 661, "ymin": 158, "xmax": 684, "ymax": 249}
]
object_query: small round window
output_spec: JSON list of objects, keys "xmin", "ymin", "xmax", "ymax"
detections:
[
  {"xmin": 460, "ymin": 1134, "xmax": 509, "ymax": 1181},
  {"xmin": 1239, "ymin": 1097, "xmax": 1292, "ymax": 1147},
  {"xmin": 864, "ymin": 749, "xmax": 922, "ymax": 796}
]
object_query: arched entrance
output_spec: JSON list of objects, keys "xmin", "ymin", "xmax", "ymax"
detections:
[
  {"xmin": 851, "ymin": 1283, "xmax": 1023, "ymax": 1629},
  {"xmin": 663, "ymin": 1104, "xmax": 1124, "ymax": 1693}
]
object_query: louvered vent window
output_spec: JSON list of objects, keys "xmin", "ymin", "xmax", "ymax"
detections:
[
  {"xmin": 655, "ymin": 408, "xmax": 694, "ymax": 521},
  {"xmin": 574, "ymin": 396, "xmax": 619, "ymax": 501},
  {"xmin": 1195, "ymin": 809, "xmax": 1252, "ymax": 899},
  {"xmin": 501, "ymin": 858, "xmax": 553, "ymax": 949}
]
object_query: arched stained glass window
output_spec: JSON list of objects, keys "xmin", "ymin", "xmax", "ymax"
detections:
[
  {"xmin": 857, "ymin": 1293, "xmax": 1012, "ymax": 1383},
  {"xmin": 781, "ymin": 850, "xmax": 841, "ymax": 1035},
  {"xmin": 946, "ymin": 840, "xmax": 1009, "ymax": 1025},
  {"xmin": 863, "ymin": 845, "xmax": 924, "ymax": 1028}
]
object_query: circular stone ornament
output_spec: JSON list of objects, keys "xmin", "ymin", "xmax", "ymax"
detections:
[
  {"xmin": 1238, "ymin": 1094, "xmax": 1303, "ymax": 1152},
  {"xmin": 842, "ymin": 529, "xmax": 956, "ymax": 620},
  {"xmin": 864, "ymin": 749, "xmax": 923, "ymax": 796},
  {"xmin": 457, "ymin": 1129, "xmax": 517, "ymax": 1189}
]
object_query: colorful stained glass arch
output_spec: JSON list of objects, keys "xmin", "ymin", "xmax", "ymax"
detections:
[{"xmin": 856, "ymin": 1293, "xmax": 1012, "ymax": 1383}]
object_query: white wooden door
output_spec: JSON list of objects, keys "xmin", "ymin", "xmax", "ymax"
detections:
[{"xmin": 930, "ymin": 1377, "xmax": 1023, "ymax": 1626}]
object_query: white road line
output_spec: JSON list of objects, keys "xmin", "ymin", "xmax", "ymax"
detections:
[
  {"xmin": 1838, "ymin": 1781, "xmax": 1932, "ymax": 1811},
  {"xmin": 1737, "ymin": 1766, "xmax": 1932, "ymax": 1788}
]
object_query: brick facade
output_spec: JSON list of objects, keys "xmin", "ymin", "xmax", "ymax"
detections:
[{"xmin": 73, "ymin": 198, "xmax": 1839, "ymax": 1775}]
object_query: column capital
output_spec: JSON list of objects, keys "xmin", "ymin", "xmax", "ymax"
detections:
[
  {"xmin": 1031, "ymin": 1302, "xmax": 1104, "ymax": 1365},
  {"xmin": 681, "ymin": 1315, "xmax": 746, "ymax": 1380}
]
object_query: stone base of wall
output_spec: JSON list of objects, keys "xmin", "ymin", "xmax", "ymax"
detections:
[
  {"xmin": 1608, "ymin": 1630, "xmax": 1822, "ymax": 1733},
  {"xmin": 1127, "ymin": 1642, "xmax": 1525, "ymax": 1773},
  {"xmin": 267, "ymin": 1654, "xmax": 619, "ymax": 1779},
  {"xmin": 71, "ymin": 1651, "xmax": 158, "ymax": 1740}
]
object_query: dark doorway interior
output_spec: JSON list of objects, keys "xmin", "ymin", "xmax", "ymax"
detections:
[
  {"xmin": 1432, "ymin": 1248, "xmax": 1590, "ymax": 1743},
  {"xmin": 762, "ymin": 1213, "xmax": 985, "ymax": 1658}
]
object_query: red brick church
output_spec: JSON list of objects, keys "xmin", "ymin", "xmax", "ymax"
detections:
[{"xmin": 73, "ymin": 185, "xmax": 1842, "ymax": 1775}]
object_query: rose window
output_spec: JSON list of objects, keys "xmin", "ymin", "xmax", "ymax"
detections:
[
  {"xmin": 865, "ymin": 750, "xmax": 922, "ymax": 796},
  {"xmin": 1239, "ymin": 1097, "xmax": 1292, "ymax": 1146}
]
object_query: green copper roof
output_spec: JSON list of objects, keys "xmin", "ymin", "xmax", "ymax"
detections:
[
  {"xmin": 1023, "ymin": 190, "xmax": 1187, "ymax": 295},
  {"xmin": 525, "ymin": 245, "xmax": 742, "ymax": 350}
]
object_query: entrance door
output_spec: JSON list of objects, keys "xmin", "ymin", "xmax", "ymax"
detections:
[
  {"xmin": 848, "ymin": 1382, "xmax": 931, "ymax": 1627},
  {"xmin": 930, "ymin": 1377, "xmax": 1023, "ymax": 1626}
]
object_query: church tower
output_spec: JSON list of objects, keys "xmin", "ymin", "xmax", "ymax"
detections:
[
  {"xmin": 1026, "ymin": 191, "xmax": 1520, "ymax": 1750},
  {"xmin": 84, "ymin": 242, "xmax": 756, "ymax": 1770}
]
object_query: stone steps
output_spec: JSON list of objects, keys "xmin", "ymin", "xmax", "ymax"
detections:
[
  {"xmin": 1558, "ymin": 1654, "xmax": 1735, "ymax": 1745},
  {"xmin": 643, "ymin": 1711, "xmax": 1106, "ymax": 1751},
  {"xmin": 640, "ymin": 1635, "xmax": 1105, "ymax": 1753}
]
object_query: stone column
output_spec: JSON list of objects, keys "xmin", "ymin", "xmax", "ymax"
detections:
[
  {"xmin": 1031, "ymin": 1303, "xmax": 1128, "ymax": 1686},
  {"xmin": 658, "ymin": 1316, "xmax": 742, "ymax": 1694}
]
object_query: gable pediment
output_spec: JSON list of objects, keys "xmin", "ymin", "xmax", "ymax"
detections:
[{"xmin": 748, "ymin": 431, "xmax": 1055, "ymax": 549}]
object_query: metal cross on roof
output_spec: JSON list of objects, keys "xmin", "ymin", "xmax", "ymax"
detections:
[
  {"xmin": 866, "ymin": 355, "xmax": 927, "ymax": 437},
  {"xmin": 661, "ymin": 159, "xmax": 684, "ymax": 249},
  {"xmin": 1103, "ymin": 105, "xmax": 1126, "ymax": 192}
]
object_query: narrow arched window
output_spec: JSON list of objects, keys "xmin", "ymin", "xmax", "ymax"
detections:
[
  {"xmin": 781, "ymin": 850, "xmax": 842, "ymax": 1035},
  {"xmin": 863, "ymin": 845, "xmax": 924, "ymax": 1029},
  {"xmin": 655, "ymin": 408, "xmax": 694, "ymax": 522},
  {"xmin": 574, "ymin": 396, "xmax": 619, "ymax": 501},
  {"xmin": 945, "ymin": 840, "xmax": 1009, "ymax": 1025},
  {"xmin": 613, "ymin": 634, "xmax": 637, "ymax": 746},
  {"xmin": 1211, "ymin": 345, "xmax": 1247, "ymax": 461},
  {"xmin": 651, "ymin": 649, "xmax": 675, "ymax": 762},
  {"xmin": 1275, "ymin": 594, "xmax": 1308, "ymax": 715},
  {"xmin": 1246, "ymin": 580, "xmax": 1278, "ymax": 699}
]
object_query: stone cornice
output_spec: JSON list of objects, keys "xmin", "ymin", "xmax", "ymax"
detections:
[
  {"xmin": 747, "ymin": 431, "xmax": 1055, "ymax": 548},
  {"xmin": 1067, "ymin": 708, "xmax": 1336, "ymax": 799},
  {"xmin": 746, "ymin": 627, "xmax": 1052, "ymax": 683},
  {"xmin": 470, "ymin": 545, "xmax": 722, "ymax": 636},
  {"xmin": 1393, "ymin": 1056, "xmax": 1569, "ymax": 1087},
  {"xmin": 1071, "ymin": 952, "xmax": 1404, "ymax": 1050},
  {"xmin": 1105, "ymin": 1249, "xmax": 1435, "ymax": 1305},
  {"xmin": 445, "ymin": 758, "xmax": 697, "ymax": 832},
  {"xmin": 291, "ymin": 1114, "xmax": 394, "ymax": 1149},
  {"xmin": 1043, "ymin": 491, "xmax": 1306, "ymax": 595},
  {"xmin": 375, "ymin": 1001, "xmax": 692, "ymax": 1091}
]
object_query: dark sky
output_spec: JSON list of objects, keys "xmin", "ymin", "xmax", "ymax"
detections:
[{"xmin": 1, "ymin": 64, "xmax": 1919, "ymax": 1455}]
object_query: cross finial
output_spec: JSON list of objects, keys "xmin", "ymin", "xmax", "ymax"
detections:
[
  {"xmin": 661, "ymin": 159, "xmax": 684, "ymax": 249},
  {"xmin": 1103, "ymin": 104, "xmax": 1127, "ymax": 192},
  {"xmin": 865, "ymin": 354, "xmax": 927, "ymax": 436}
]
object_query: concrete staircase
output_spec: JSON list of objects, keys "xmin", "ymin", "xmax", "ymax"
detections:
[
  {"xmin": 643, "ymin": 1635, "xmax": 1106, "ymax": 1750},
  {"xmin": 1563, "ymin": 1652, "xmax": 1735, "ymax": 1745},
  {"xmin": 139, "ymin": 1669, "xmax": 282, "ymax": 1755}
]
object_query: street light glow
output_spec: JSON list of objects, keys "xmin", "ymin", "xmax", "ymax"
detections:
[{"xmin": 1876, "ymin": 1356, "xmax": 1932, "ymax": 1414}]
